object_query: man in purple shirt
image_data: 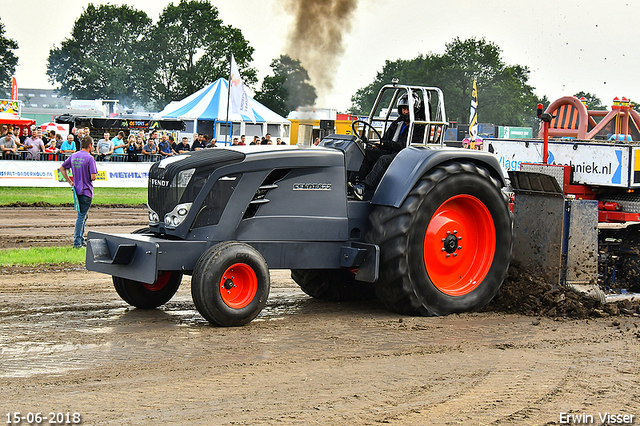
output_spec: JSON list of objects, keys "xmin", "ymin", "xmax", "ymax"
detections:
[{"xmin": 59, "ymin": 136, "xmax": 98, "ymax": 248}]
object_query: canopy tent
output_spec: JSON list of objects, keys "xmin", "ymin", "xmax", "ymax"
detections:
[{"xmin": 154, "ymin": 78, "xmax": 290, "ymax": 143}]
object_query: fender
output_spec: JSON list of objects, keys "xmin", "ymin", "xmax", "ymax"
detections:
[{"xmin": 371, "ymin": 147, "xmax": 506, "ymax": 208}]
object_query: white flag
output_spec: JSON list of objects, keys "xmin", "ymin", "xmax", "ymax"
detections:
[{"xmin": 229, "ymin": 54, "xmax": 256, "ymax": 123}]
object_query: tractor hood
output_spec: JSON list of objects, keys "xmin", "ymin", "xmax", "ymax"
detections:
[{"xmin": 147, "ymin": 149, "xmax": 246, "ymax": 228}]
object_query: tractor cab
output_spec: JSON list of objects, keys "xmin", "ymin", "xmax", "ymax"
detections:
[{"xmin": 350, "ymin": 84, "xmax": 448, "ymax": 149}]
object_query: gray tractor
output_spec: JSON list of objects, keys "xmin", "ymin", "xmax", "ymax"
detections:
[{"xmin": 86, "ymin": 83, "xmax": 513, "ymax": 326}]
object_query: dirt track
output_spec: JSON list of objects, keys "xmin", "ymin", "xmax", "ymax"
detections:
[{"xmin": 0, "ymin": 206, "xmax": 639, "ymax": 425}]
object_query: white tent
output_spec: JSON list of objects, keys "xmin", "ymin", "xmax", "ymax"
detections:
[{"xmin": 155, "ymin": 78, "xmax": 290, "ymax": 143}]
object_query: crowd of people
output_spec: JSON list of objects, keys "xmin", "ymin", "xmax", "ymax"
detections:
[{"xmin": 0, "ymin": 123, "xmax": 289, "ymax": 162}]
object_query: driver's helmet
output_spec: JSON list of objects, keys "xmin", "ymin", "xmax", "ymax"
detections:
[{"xmin": 397, "ymin": 92, "xmax": 422, "ymax": 120}]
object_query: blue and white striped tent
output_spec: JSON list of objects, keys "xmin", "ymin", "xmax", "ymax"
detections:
[{"xmin": 154, "ymin": 78, "xmax": 290, "ymax": 142}]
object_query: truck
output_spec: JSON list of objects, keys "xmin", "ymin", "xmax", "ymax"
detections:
[{"xmin": 85, "ymin": 83, "xmax": 514, "ymax": 326}]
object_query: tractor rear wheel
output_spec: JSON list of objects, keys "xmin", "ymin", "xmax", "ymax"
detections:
[
  {"xmin": 291, "ymin": 269, "xmax": 376, "ymax": 301},
  {"xmin": 113, "ymin": 271, "xmax": 182, "ymax": 309},
  {"xmin": 367, "ymin": 161, "xmax": 513, "ymax": 316},
  {"xmin": 191, "ymin": 241, "xmax": 270, "ymax": 326}
]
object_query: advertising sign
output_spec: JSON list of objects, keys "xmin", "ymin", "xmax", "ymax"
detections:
[
  {"xmin": 0, "ymin": 161, "xmax": 152, "ymax": 188},
  {"xmin": 485, "ymin": 139, "xmax": 629, "ymax": 187}
]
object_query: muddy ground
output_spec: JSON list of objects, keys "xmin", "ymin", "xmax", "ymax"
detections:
[{"xmin": 0, "ymin": 206, "xmax": 639, "ymax": 425}]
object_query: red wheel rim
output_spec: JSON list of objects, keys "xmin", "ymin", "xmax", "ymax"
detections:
[
  {"xmin": 143, "ymin": 271, "xmax": 171, "ymax": 291},
  {"xmin": 423, "ymin": 195, "xmax": 495, "ymax": 296},
  {"xmin": 219, "ymin": 263, "xmax": 258, "ymax": 309}
]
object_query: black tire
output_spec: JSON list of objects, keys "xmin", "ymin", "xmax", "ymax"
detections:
[
  {"xmin": 113, "ymin": 271, "xmax": 182, "ymax": 309},
  {"xmin": 132, "ymin": 227, "xmax": 151, "ymax": 235},
  {"xmin": 290, "ymin": 269, "xmax": 376, "ymax": 301},
  {"xmin": 367, "ymin": 161, "xmax": 513, "ymax": 316},
  {"xmin": 191, "ymin": 241, "xmax": 270, "ymax": 326}
]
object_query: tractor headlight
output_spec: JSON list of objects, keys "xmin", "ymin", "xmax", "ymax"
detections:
[
  {"xmin": 148, "ymin": 204, "xmax": 160, "ymax": 225},
  {"xmin": 164, "ymin": 202, "xmax": 192, "ymax": 228}
]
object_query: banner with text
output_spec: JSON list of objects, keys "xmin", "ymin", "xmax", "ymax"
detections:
[{"xmin": 0, "ymin": 161, "xmax": 152, "ymax": 187}]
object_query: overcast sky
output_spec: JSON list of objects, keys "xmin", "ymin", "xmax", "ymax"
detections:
[{"xmin": 2, "ymin": 0, "xmax": 639, "ymax": 113}]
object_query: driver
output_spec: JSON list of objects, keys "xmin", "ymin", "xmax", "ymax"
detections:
[{"xmin": 351, "ymin": 92, "xmax": 424, "ymax": 200}]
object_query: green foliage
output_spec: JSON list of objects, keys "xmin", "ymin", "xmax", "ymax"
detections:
[
  {"xmin": 574, "ymin": 91, "xmax": 606, "ymax": 110},
  {"xmin": 0, "ymin": 18, "xmax": 18, "ymax": 98},
  {"xmin": 0, "ymin": 187, "xmax": 147, "ymax": 206},
  {"xmin": 350, "ymin": 37, "xmax": 541, "ymax": 127},
  {"xmin": 46, "ymin": 3, "xmax": 152, "ymax": 106},
  {"xmin": 142, "ymin": 0, "xmax": 256, "ymax": 110},
  {"xmin": 46, "ymin": 1, "xmax": 255, "ymax": 111},
  {"xmin": 254, "ymin": 55, "xmax": 317, "ymax": 116},
  {"xmin": 0, "ymin": 246, "xmax": 85, "ymax": 266}
]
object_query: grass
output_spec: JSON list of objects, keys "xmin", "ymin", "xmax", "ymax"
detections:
[
  {"xmin": 0, "ymin": 187, "xmax": 146, "ymax": 266},
  {"xmin": 0, "ymin": 246, "xmax": 86, "ymax": 266},
  {"xmin": 0, "ymin": 187, "xmax": 147, "ymax": 206}
]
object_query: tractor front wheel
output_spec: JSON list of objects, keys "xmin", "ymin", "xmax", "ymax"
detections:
[
  {"xmin": 113, "ymin": 271, "xmax": 182, "ymax": 309},
  {"xmin": 367, "ymin": 161, "xmax": 513, "ymax": 316},
  {"xmin": 191, "ymin": 241, "xmax": 270, "ymax": 326}
]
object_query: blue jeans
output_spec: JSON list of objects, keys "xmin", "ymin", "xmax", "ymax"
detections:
[{"xmin": 74, "ymin": 194, "xmax": 92, "ymax": 247}]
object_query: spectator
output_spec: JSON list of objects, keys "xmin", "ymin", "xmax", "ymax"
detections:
[
  {"xmin": 261, "ymin": 136, "xmax": 267, "ymax": 145},
  {"xmin": 158, "ymin": 133, "xmax": 175, "ymax": 157},
  {"xmin": 148, "ymin": 130, "xmax": 159, "ymax": 146},
  {"xmin": 202, "ymin": 134, "xmax": 211, "ymax": 148},
  {"xmin": 112, "ymin": 131, "xmax": 126, "ymax": 156},
  {"xmin": 250, "ymin": 136, "xmax": 259, "ymax": 145},
  {"xmin": 231, "ymin": 137, "xmax": 239, "ymax": 146},
  {"xmin": 70, "ymin": 127, "xmax": 80, "ymax": 149},
  {"xmin": 192, "ymin": 133, "xmax": 206, "ymax": 150},
  {"xmin": 142, "ymin": 137, "xmax": 157, "ymax": 155},
  {"xmin": 24, "ymin": 129, "xmax": 45, "ymax": 160},
  {"xmin": 59, "ymin": 134, "xmax": 77, "ymax": 154},
  {"xmin": 19, "ymin": 127, "xmax": 29, "ymax": 147},
  {"xmin": 0, "ymin": 132, "xmax": 17, "ymax": 157},
  {"xmin": 207, "ymin": 137, "xmax": 217, "ymax": 148},
  {"xmin": 126, "ymin": 135, "xmax": 141, "ymax": 162},
  {"xmin": 137, "ymin": 130, "xmax": 146, "ymax": 143},
  {"xmin": 54, "ymin": 134, "xmax": 64, "ymax": 149},
  {"xmin": 12, "ymin": 127, "xmax": 22, "ymax": 149},
  {"xmin": 277, "ymin": 137, "xmax": 286, "ymax": 145},
  {"xmin": 0, "ymin": 124, "xmax": 7, "ymax": 137},
  {"xmin": 96, "ymin": 132, "xmax": 114, "ymax": 161},
  {"xmin": 176, "ymin": 136, "xmax": 191, "ymax": 154},
  {"xmin": 192, "ymin": 133, "xmax": 199, "ymax": 146},
  {"xmin": 314, "ymin": 138, "xmax": 321, "ymax": 146},
  {"xmin": 238, "ymin": 135, "xmax": 246, "ymax": 146},
  {"xmin": 44, "ymin": 136, "xmax": 58, "ymax": 153},
  {"xmin": 169, "ymin": 135, "xmax": 178, "ymax": 153},
  {"xmin": 265, "ymin": 133, "xmax": 273, "ymax": 145}
]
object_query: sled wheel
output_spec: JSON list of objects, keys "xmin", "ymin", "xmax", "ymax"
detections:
[
  {"xmin": 113, "ymin": 271, "xmax": 182, "ymax": 309},
  {"xmin": 191, "ymin": 241, "xmax": 270, "ymax": 326},
  {"xmin": 367, "ymin": 161, "xmax": 513, "ymax": 316},
  {"xmin": 291, "ymin": 269, "xmax": 376, "ymax": 302}
]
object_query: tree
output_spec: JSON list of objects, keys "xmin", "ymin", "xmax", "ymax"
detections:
[
  {"xmin": 0, "ymin": 19, "xmax": 18, "ymax": 98},
  {"xmin": 145, "ymin": 0, "xmax": 255, "ymax": 110},
  {"xmin": 574, "ymin": 91, "xmax": 606, "ymax": 110},
  {"xmin": 254, "ymin": 55, "xmax": 317, "ymax": 116},
  {"xmin": 350, "ymin": 37, "xmax": 541, "ymax": 127},
  {"xmin": 46, "ymin": 4, "xmax": 152, "ymax": 106}
]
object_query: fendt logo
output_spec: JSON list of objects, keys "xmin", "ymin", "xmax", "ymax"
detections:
[
  {"xmin": 293, "ymin": 183, "xmax": 332, "ymax": 191},
  {"xmin": 150, "ymin": 178, "xmax": 170, "ymax": 187}
]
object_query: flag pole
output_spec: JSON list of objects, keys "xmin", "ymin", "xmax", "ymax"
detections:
[{"xmin": 224, "ymin": 53, "xmax": 232, "ymax": 146}]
